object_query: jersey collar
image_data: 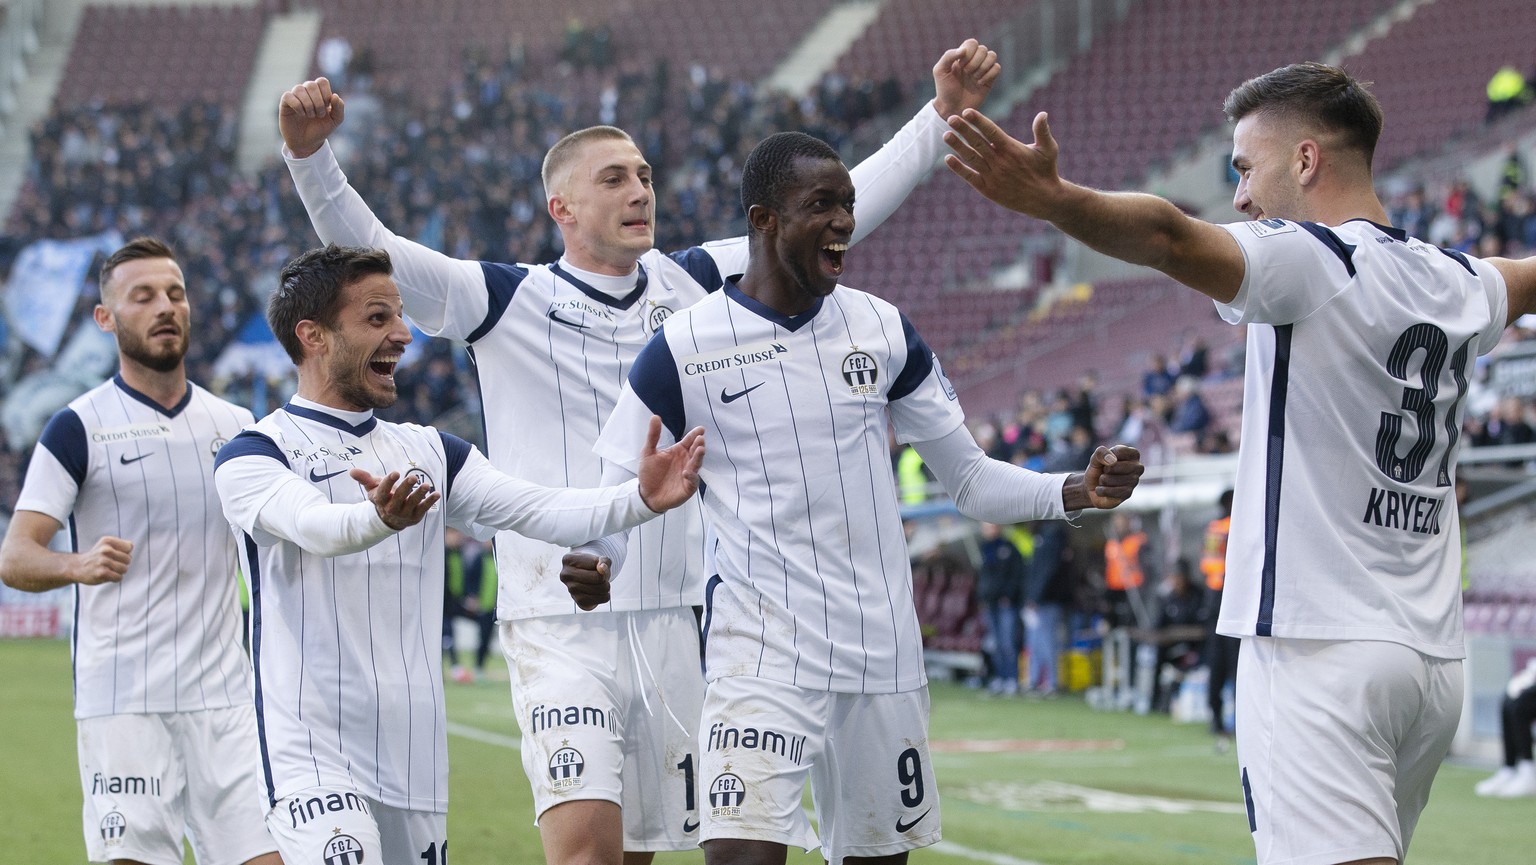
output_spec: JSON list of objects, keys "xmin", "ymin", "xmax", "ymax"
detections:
[
  {"xmin": 113, "ymin": 373, "xmax": 193, "ymax": 418},
  {"xmin": 1344, "ymin": 218, "xmax": 1408, "ymax": 241},
  {"xmin": 282, "ymin": 399, "xmax": 378, "ymax": 437},
  {"xmin": 723, "ymin": 277, "xmax": 822, "ymax": 332},
  {"xmin": 551, "ymin": 261, "xmax": 649, "ymax": 310}
]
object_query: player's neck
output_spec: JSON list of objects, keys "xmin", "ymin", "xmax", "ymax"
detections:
[
  {"xmin": 560, "ymin": 248, "xmax": 642, "ymax": 279},
  {"xmin": 737, "ymin": 269, "xmax": 818, "ymax": 317},
  {"xmin": 116, "ymin": 359, "xmax": 188, "ymax": 411},
  {"xmin": 1302, "ymin": 183, "xmax": 1389, "ymax": 228}
]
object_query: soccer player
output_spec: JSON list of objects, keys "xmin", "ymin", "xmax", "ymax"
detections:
[
  {"xmin": 212, "ymin": 245, "xmax": 704, "ymax": 864},
  {"xmin": 575, "ymin": 131, "xmax": 1144, "ymax": 865},
  {"xmin": 276, "ymin": 40, "xmax": 1000, "ymax": 865},
  {"xmin": 942, "ymin": 62, "xmax": 1536, "ymax": 865},
  {"xmin": 0, "ymin": 238, "xmax": 280, "ymax": 865}
]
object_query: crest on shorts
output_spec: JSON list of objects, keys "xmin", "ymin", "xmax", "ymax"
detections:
[
  {"xmin": 841, "ymin": 349, "xmax": 879, "ymax": 395},
  {"xmin": 708, "ymin": 772, "xmax": 747, "ymax": 817},
  {"xmin": 323, "ymin": 833, "xmax": 366, "ymax": 865},
  {"xmin": 549, "ymin": 744, "xmax": 585, "ymax": 789},
  {"xmin": 99, "ymin": 811, "xmax": 127, "ymax": 843}
]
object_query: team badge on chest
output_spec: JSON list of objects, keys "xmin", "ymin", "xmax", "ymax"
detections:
[{"xmin": 841, "ymin": 349, "xmax": 879, "ymax": 395}]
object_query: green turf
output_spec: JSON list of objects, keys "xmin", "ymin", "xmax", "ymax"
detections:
[{"xmin": 1, "ymin": 638, "xmax": 1527, "ymax": 864}]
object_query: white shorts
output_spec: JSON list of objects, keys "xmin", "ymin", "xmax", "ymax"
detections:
[
  {"xmin": 1237, "ymin": 637, "xmax": 1462, "ymax": 865},
  {"xmin": 266, "ymin": 786, "xmax": 446, "ymax": 865},
  {"xmin": 698, "ymin": 676, "xmax": 941, "ymax": 863},
  {"xmin": 77, "ymin": 706, "xmax": 275, "ymax": 865},
  {"xmin": 501, "ymin": 607, "xmax": 705, "ymax": 851}
]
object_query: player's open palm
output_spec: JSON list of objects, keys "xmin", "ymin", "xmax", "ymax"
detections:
[
  {"xmin": 353, "ymin": 468, "xmax": 440, "ymax": 530},
  {"xmin": 279, "ymin": 77, "xmax": 345, "ymax": 159},
  {"xmin": 76, "ymin": 536, "xmax": 132, "ymax": 585},
  {"xmin": 1082, "ymin": 445, "xmax": 1144, "ymax": 509},
  {"xmin": 944, "ymin": 109, "xmax": 1063, "ymax": 219},
  {"xmin": 636, "ymin": 416, "xmax": 705, "ymax": 512}
]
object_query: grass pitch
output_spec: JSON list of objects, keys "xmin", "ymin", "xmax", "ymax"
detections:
[{"xmin": 1, "ymin": 638, "xmax": 1525, "ymax": 864}]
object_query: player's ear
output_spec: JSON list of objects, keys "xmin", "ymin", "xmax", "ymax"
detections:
[
  {"xmin": 746, "ymin": 203, "xmax": 777, "ymax": 236},
  {"xmin": 295, "ymin": 319, "xmax": 327, "ymax": 358},
  {"xmin": 1294, "ymin": 138, "xmax": 1321, "ymax": 186},
  {"xmin": 93, "ymin": 304, "xmax": 116, "ymax": 335},
  {"xmin": 547, "ymin": 192, "xmax": 575, "ymax": 226}
]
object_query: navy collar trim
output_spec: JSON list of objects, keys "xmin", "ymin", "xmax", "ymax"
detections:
[
  {"xmin": 723, "ymin": 278, "xmax": 822, "ymax": 332},
  {"xmin": 282, "ymin": 402, "xmax": 378, "ymax": 437},
  {"xmin": 551, "ymin": 261, "xmax": 648, "ymax": 310},
  {"xmin": 113, "ymin": 373, "xmax": 192, "ymax": 417},
  {"xmin": 1345, "ymin": 218, "xmax": 1408, "ymax": 241}
]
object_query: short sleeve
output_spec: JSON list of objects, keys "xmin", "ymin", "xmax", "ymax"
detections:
[
  {"xmin": 1215, "ymin": 219, "xmax": 1358, "ymax": 326},
  {"xmin": 13, "ymin": 409, "xmax": 88, "ymax": 524}
]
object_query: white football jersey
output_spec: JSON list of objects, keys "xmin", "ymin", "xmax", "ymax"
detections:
[
  {"xmin": 1214, "ymin": 218, "xmax": 1507, "ymax": 658},
  {"xmin": 596, "ymin": 282, "xmax": 966, "ymax": 694},
  {"xmin": 14, "ymin": 376, "xmax": 254, "ymax": 719},
  {"xmin": 216, "ymin": 400, "xmax": 660, "ymax": 811},
  {"xmin": 285, "ymin": 105, "xmax": 951, "ymax": 620}
]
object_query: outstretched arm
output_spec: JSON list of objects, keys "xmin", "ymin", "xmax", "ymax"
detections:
[
  {"xmin": 280, "ymin": 78, "xmax": 489, "ymax": 337},
  {"xmin": 943, "ymin": 108, "xmax": 1246, "ymax": 303},
  {"xmin": 1490, "ymin": 256, "xmax": 1536, "ymax": 326},
  {"xmin": 914, "ymin": 425, "xmax": 1143, "ymax": 522},
  {"xmin": 845, "ymin": 39, "xmax": 1001, "ymax": 246}
]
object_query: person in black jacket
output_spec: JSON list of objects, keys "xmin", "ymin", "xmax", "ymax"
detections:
[
  {"xmin": 1024, "ymin": 520, "xmax": 1077, "ymax": 696},
  {"xmin": 976, "ymin": 522, "xmax": 1027, "ymax": 695}
]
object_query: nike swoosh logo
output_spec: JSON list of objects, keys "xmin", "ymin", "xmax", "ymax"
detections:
[
  {"xmin": 721, "ymin": 383, "xmax": 764, "ymax": 404},
  {"xmin": 546, "ymin": 309, "xmax": 588, "ymax": 330},
  {"xmin": 309, "ymin": 468, "xmax": 347, "ymax": 482},
  {"xmin": 895, "ymin": 809, "xmax": 931, "ymax": 833},
  {"xmin": 682, "ymin": 819, "xmax": 699, "ymax": 833},
  {"xmin": 118, "ymin": 453, "xmax": 152, "ymax": 465}
]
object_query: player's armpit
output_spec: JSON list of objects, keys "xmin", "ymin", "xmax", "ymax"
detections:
[{"xmin": 1490, "ymin": 255, "xmax": 1536, "ymax": 324}]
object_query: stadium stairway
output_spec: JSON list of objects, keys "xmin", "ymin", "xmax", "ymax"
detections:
[
  {"xmin": 0, "ymin": 0, "xmax": 81, "ymax": 222},
  {"xmin": 234, "ymin": 8, "xmax": 322, "ymax": 173}
]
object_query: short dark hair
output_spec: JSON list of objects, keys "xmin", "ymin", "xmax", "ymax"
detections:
[
  {"xmin": 1223, "ymin": 62, "xmax": 1383, "ymax": 166},
  {"xmin": 269, "ymin": 244, "xmax": 393, "ymax": 364},
  {"xmin": 740, "ymin": 132, "xmax": 842, "ymax": 227},
  {"xmin": 542, "ymin": 125, "xmax": 635, "ymax": 199},
  {"xmin": 100, "ymin": 236, "xmax": 177, "ymax": 298}
]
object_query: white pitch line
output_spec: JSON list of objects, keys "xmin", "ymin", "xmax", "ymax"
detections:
[{"xmin": 445, "ymin": 720, "xmax": 1049, "ymax": 865}]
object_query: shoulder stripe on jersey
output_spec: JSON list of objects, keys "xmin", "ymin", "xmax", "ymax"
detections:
[
  {"xmin": 112, "ymin": 373, "xmax": 194, "ymax": 418},
  {"xmin": 437, "ymin": 432, "xmax": 472, "ymax": 499},
  {"xmin": 37, "ymin": 407, "xmax": 89, "ymax": 487},
  {"xmin": 667, "ymin": 247, "xmax": 726, "ymax": 293},
  {"xmin": 243, "ymin": 533, "xmax": 278, "ymax": 807},
  {"xmin": 469, "ymin": 262, "xmax": 529, "ymax": 343},
  {"xmin": 214, "ymin": 430, "xmax": 288, "ymax": 470},
  {"xmin": 888, "ymin": 313, "xmax": 936, "ymax": 402},
  {"xmin": 1297, "ymin": 222, "xmax": 1356, "ymax": 278},
  {"xmin": 1257, "ymin": 323, "xmax": 1293, "ymax": 636},
  {"xmin": 630, "ymin": 329, "xmax": 687, "ymax": 441},
  {"xmin": 551, "ymin": 261, "xmax": 649, "ymax": 310},
  {"xmin": 281, "ymin": 403, "xmax": 377, "ymax": 437},
  {"xmin": 1436, "ymin": 247, "xmax": 1477, "ymax": 277},
  {"xmin": 722, "ymin": 278, "xmax": 820, "ymax": 331}
]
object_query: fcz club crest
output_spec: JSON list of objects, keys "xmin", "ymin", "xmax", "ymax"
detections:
[
  {"xmin": 549, "ymin": 745, "xmax": 585, "ymax": 789},
  {"xmin": 841, "ymin": 350, "xmax": 879, "ymax": 395},
  {"xmin": 323, "ymin": 833, "xmax": 366, "ymax": 865},
  {"xmin": 100, "ymin": 811, "xmax": 127, "ymax": 843}
]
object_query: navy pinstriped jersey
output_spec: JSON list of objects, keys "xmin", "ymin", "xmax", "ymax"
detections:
[
  {"xmin": 596, "ymin": 281, "xmax": 966, "ymax": 694},
  {"xmin": 1214, "ymin": 218, "xmax": 1506, "ymax": 657},
  {"xmin": 15, "ymin": 376, "xmax": 254, "ymax": 719}
]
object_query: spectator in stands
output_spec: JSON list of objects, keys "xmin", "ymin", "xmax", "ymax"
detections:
[
  {"xmin": 1202, "ymin": 489, "xmax": 1239, "ymax": 748},
  {"xmin": 944, "ymin": 59, "xmax": 1536, "ymax": 865},
  {"xmin": 1024, "ymin": 518, "xmax": 1077, "ymax": 697},
  {"xmin": 1102, "ymin": 512, "xmax": 1151, "ymax": 629},
  {"xmin": 1148, "ymin": 559, "xmax": 1206, "ymax": 713},
  {"xmin": 1475, "ymin": 658, "xmax": 1536, "ymax": 797},
  {"xmin": 976, "ymin": 522, "xmax": 1027, "ymax": 696},
  {"xmin": 1486, "ymin": 65, "xmax": 1531, "ymax": 123},
  {"xmin": 1176, "ymin": 333, "xmax": 1210, "ymax": 379},
  {"xmin": 1141, "ymin": 351, "xmax": 1175, "ymax": 397},
  {"xmin": 1168, "ymin": 375, "xmax": 1212, "ymax": 435},
  {"xmin": 1069, "ymin": 370, "xmax": 1100, "ymax": 434},
  {"xmin": 1476, "ymin": 395, "xmax": 1536, "ymax": 447},
  {"xmin": 443, "ymin": 526, "xmax": 497, "ymax": 684}
]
